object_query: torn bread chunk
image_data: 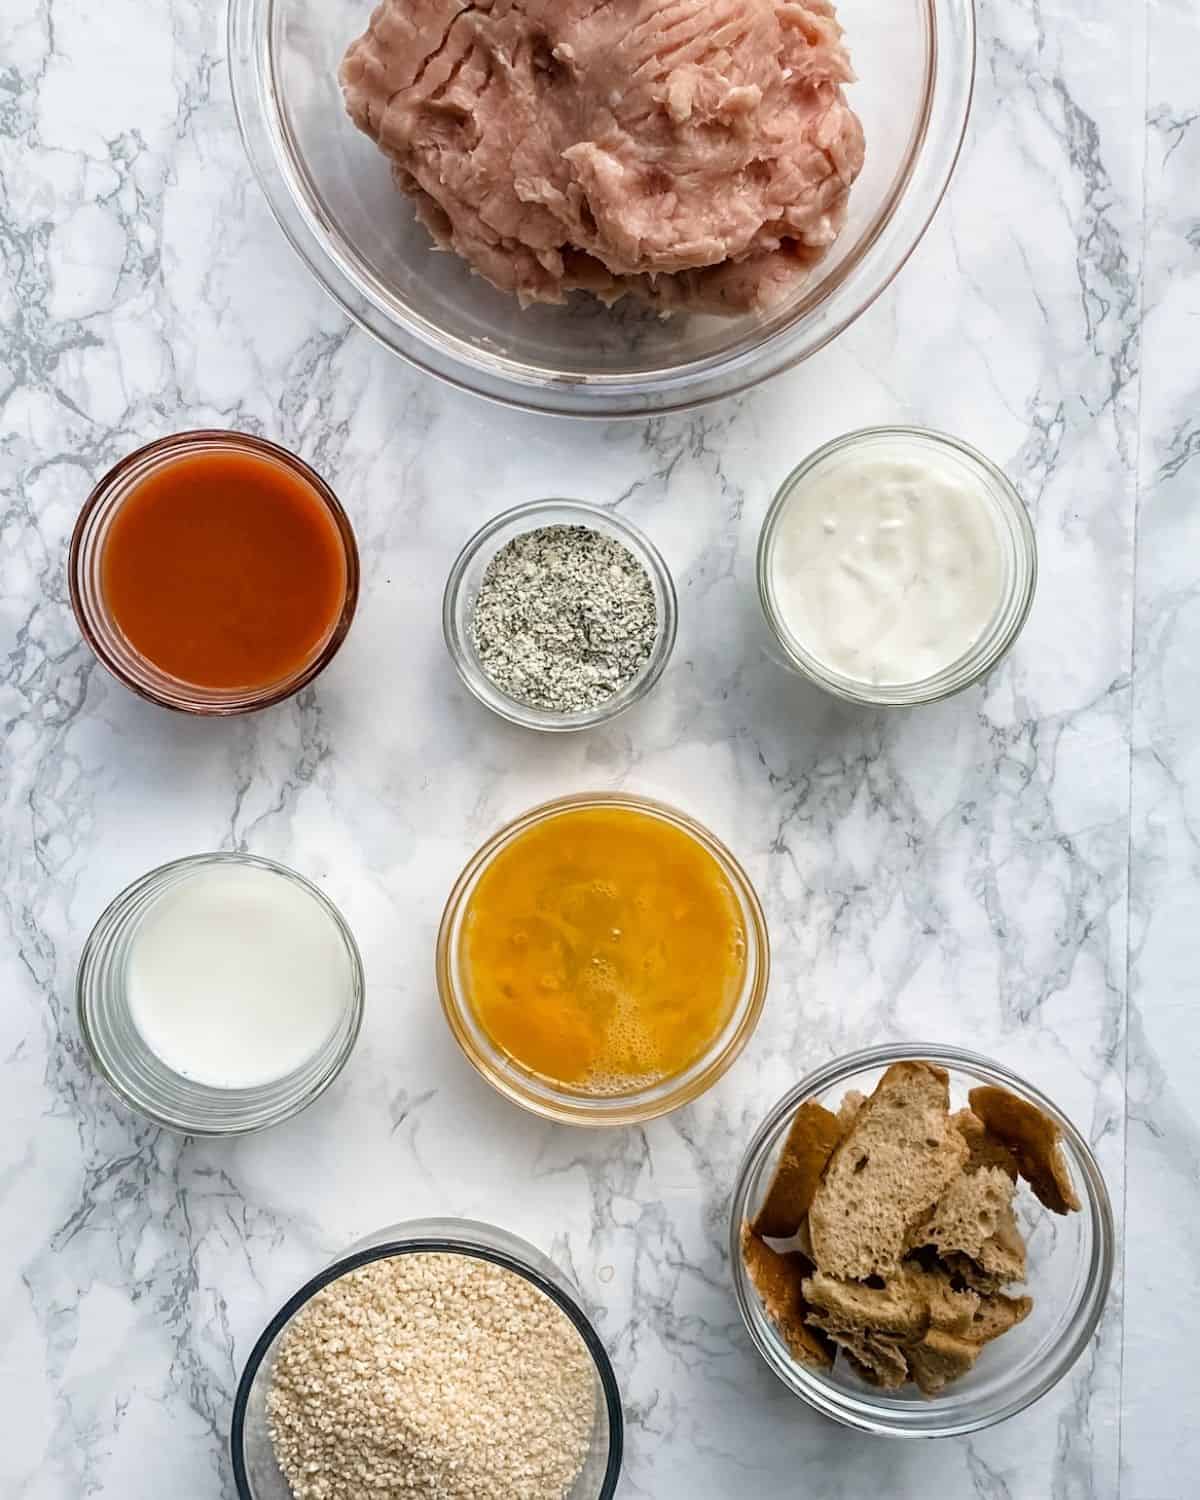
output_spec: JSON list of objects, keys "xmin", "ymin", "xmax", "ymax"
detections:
[
  {"xmin": 801, "ymin": 1269, "xmax": 929, "ymax": 1341},
  {"xmin": 968, "ymin": 1292, "xmax": 1033, "ymax": 1345},
  {"xmin": 902, "ymin": 1263, "xmax": 981, "ymax": 1337},
  {"xmin": 809, "ymin": 1061, "xmax": 969, "ymax": 1279},
  {"xmin": 804, "ymin": 1262, "xmax": 980, "ymax": 1344},
  {"xmin": 739, "ymin": 1224, "xmax": 834, "ymax": 1369},
  {"xmin": 951, "ymin": 1108, "xmax": 1020, "ymax": 1180},
  {"xmin": 752, "ymin": 1099, "xmax": 843, "ymax": 1239},
  {"xmin": 836, "ymin": 1089, "xmax": 866, "ymax": 1136},
  {"xmin": 810, "ymin": 1320, "xmax": 910, "ymax": 1389},
  {"xmin": 968, "ymin": 1085, "xmax": 1082, "ymax": 1215},
  {"xmin": 907, "ymin": 1329, "xmax": 982, "ymax": 1395},
  {"xmin": 976, "ymin": 1202, "xmax": 1028, "ymax": 1282},
  {"xmin": 909, "ymin": 1164, "xmax": 1016, "ymax": 1262},
  {"xmin": 942, "ymin": 1253, "xmax": 1008, "ymax": 1297},
  {"xmin": 941, "ymin": 1202, "xmax": 1027, "ymax": 1292}
]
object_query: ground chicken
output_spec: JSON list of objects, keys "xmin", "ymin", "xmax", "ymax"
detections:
[{"xmin": 340, "ymin": 0, "xmax": 865, "ymax": 313}]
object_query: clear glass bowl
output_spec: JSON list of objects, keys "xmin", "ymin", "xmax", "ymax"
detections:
[
  {"xmin": 757, "ymin": 427, "xmax": 1038, "ymax": 706},
  {"xmin": 437, "ymin": 792, "xmax": 770, "ymax": 1126},
  {"xmin": 231, "ymin": 1217, "xmax": 623, "ymax": 1500},
  {"xmin": 69, "ymin": 431, "xmax": 360, "ymax": 715},
  {"xmin": 228, "ymin": 0, "xmax": 975, "ymax": 416},
  {"xmin": 77, "ymin": 853, "xmax": 365, "ymax": 1135},
  {"xmin": 729, "ymin": 1044, "xmax": 1115, "ymax": 1437},
  {"xmin": 443, "ymin": 499, "xmax": 677, "ymax": 732}
]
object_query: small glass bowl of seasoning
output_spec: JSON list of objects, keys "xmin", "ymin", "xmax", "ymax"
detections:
[
  {"xmin": 757, "ymin": 427, "xmax": 1037, "ymax": 707},
  {"xmin": 70, "ymin": 430, "xmax": 360, "ymax": 714},
  {"xmin": 77, "ymin": 853, "xmax": 364, "ymax": 1134},
  {"xmin": 443, "ymin": 499, "xmax": 678, "ymax": 731}
]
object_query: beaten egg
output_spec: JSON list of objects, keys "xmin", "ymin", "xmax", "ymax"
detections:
[{"xmin": 459, "ymin": 804, "xmax": 748, "ymax": 1095}]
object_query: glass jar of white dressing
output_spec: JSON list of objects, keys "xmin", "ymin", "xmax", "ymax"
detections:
[{"xmin": 757, "ymin": 427, "xmax": 1037, "ymax": 706}]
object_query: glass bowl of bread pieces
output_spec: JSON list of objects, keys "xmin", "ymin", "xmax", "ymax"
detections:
[{"xmin": 730, "ymin": 1045, "xmax": 1114, "ymax": 1436}]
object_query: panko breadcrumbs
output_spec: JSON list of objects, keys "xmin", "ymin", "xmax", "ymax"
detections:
[{"xmin": 266, "ymin": 1252, "xmax": 596, "ymax": 1500}]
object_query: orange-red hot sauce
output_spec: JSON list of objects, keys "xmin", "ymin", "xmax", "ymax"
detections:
[{"xmin": 101, "ymin": 447, "xmax": 349, "ymax": 692}]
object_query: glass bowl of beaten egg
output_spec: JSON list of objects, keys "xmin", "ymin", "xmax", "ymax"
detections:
[{"xmin": 436, "ymin": 793, "xmax": 770, "ymax": 1125}]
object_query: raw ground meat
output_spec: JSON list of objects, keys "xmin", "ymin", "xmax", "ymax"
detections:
[{"xmin": 340, "ymin": 0, "xmax": 866, "ymax": 314}]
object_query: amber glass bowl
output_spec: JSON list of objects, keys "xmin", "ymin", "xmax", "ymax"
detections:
[
  {"xmin": 436, "ymin": 792, "xmax": 770, "ymax": 1126},
  {"xmin": 69, "ymin": 430, "xmax": 360, "ymax": 715}
]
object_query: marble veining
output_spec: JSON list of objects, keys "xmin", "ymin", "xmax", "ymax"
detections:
[{"xmin": 0, "ymin": 0, "xmax": 1194, "ymax": 1496}]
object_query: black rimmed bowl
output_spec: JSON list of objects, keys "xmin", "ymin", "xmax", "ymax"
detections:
[{"xmin": 231, "ymin": 1217, "xmax": 623, "ymax": 1500}]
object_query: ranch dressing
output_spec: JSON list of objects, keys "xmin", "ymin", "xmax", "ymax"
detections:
[
  {"xmin": 127, "ymin": 862, "xmax": 353, "ymax": 1089},
  {"xmin": 768, "ymin": 438, "xmax": 1007, "ymax": 687}
]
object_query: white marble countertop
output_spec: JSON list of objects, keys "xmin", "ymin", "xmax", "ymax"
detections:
[{"xmin": 2, "ymin": 0, "xmax": 1197, "ymax": 1496}]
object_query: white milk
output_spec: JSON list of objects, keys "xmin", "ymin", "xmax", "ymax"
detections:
[
  {"xmin": 128, "ymin": 863, "xmax": 352, "ymax": 1089},
  {"xmin": 769, "ymin": 440, "xmax": 1006, "ymax": 687}
]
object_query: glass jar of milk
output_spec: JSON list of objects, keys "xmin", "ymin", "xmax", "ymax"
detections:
[
  {"xmin": 77, "ymin": 853, "xmax": 364, "ymax": 1134},
  {"xmin": 757, "ymin": 428, "xmax": 1037, "ymax": 705}
]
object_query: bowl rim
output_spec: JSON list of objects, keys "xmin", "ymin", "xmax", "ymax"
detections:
[
  {"xmin": 442, "ymin": 498, "xmax": 679, "ymax": 732},
  {"xmin": 227, "ymin": 0, "xmax": 977, "ymax": 417},
  {"xmin": 230, "ymin": 1229, "xmax": 625, "ymax": 1500},
  {"xmin": 436, "ymin": 791, "xmax": 771, "ymax": 1125},
  {"xmin": 729, "ymin": 1042, "xmax": 1115, "ymax": 1437}
]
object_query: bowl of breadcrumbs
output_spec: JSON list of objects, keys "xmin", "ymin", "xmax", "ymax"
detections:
[
  {"xmin": 231, "ymin": 1218, "xmax": 622, "ymax": 1500},
  {"xmin": 731, "ymin": 1044, "xmax": 1115, "ymax": 1437}
]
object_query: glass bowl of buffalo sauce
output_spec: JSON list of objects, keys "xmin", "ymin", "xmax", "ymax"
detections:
[{"xmin": 69, "ymin": 431, "xmax": 359, "ymax": 714}]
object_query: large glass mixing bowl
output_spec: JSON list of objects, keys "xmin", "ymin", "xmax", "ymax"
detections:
[{"xmin": 229, "ymin": 0, "xmax": 974, "ymax": 416}]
